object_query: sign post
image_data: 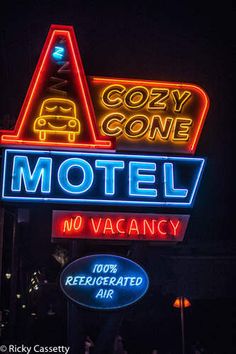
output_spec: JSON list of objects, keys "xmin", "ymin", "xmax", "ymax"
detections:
[
  {"xmin": 180, "ymin": 297, "xmax": 185, "ymax": 354},
  {"xmin": 173, "ymin": 296, "xmax": 191, "ymax": 354}
]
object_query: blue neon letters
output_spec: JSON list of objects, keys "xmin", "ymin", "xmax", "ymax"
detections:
[
  {"xmin": 164, "ymin": 163, "xmax": 188, "ymax": 198},
  {"xmin": 129, "ymin": 162, "xmax": 157, "ymax": 197},
  {"xmin": 1, "ymin": 149, "xmax": 205, "ymax": 207},
  {"xmin": 60, "ymin": 254, "xmax": 149, "ymax": 310},
  {"xmin": 52, "ymin": 46, "xmax": 65, "ymax": 61},
  {"xmin": 11, "ymin": 156, "xmax": 52, "ymax": 193},
  {"xmin": 95, "ymin": 160, "xmax": 124, "ymax": 195},
  {"xmin": 58, "ymin": 158, "xmax": 94, "ymax": 194}
]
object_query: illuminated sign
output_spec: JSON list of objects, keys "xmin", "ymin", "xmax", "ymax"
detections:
[
  {"xmin": 52, "ymin": 211, "xmax": 190, "ymax": 241},
  {"xmin": 0, "ymin": 25, "xmax": 112, "ymax": 150},
  {"xmin": 89, "ymin": 78, "xmax": 209, "ymax": 154},
  {"xmin": 33, "ymin": 98, "xmax": 80, "ymax": 142},
  {"xmin": 1, "ymin": 149, "xmax": 204, "ymax": 207},
  {"xmin": 0, "ymin": 24, "xmax": 208, "ymax": 216},
  {"xmin": 60, "ymin": 254, "xmax": 149, "ymax": 310},
  {"xmin": 0, "ymin": 24, "xmax": 209, "ymax": 154}
]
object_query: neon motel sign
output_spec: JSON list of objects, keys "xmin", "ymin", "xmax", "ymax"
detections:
[
  {"xmin": 0, "ymin": 24, "xmax": 208, "ymax": 227},
  {"xmin": 2, "ymin": 149, "xmax": 204, "ymax": 206}
]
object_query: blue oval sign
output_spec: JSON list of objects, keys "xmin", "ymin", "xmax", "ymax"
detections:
[{"xmin": 60, "ymin": 254, "xmax": 149, "ymax": 310}]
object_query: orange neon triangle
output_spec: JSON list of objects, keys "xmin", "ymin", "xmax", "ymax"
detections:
[{"xmin": 0, "ymin": 24, "xmax": 113, "ymax": 150}]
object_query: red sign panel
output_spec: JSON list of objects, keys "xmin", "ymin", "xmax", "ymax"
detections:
[{"xmin": 52, "ymin": 211, "xmax": 189, "ymax": 242}]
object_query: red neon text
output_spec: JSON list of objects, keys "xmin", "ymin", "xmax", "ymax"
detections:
[{"xmin": 52, "ymin": 211, "xmax": 189, "ymax": 242}]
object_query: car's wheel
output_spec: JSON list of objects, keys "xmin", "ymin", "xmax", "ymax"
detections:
[
  {"xmin": 39, "ymin": 131, "xmax": 46, "ymax": 141},
  {"xmin": 68, "ymin": 132, "xmax": 75, "ymax": 142}
]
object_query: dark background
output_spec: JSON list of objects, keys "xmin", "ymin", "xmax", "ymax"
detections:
[{"xmin": 0, "ymin": 1, "xmax": 235, "ymax": 353}]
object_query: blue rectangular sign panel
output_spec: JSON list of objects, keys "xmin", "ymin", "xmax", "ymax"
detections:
[{"xmin": 1, "ymin": 149, "xmax": 205, "ymax": 207}]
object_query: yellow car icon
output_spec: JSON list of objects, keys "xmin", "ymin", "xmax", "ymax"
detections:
[{"xmin": 33, "ymin": 98, "xmax": 80, "ymax": 142}]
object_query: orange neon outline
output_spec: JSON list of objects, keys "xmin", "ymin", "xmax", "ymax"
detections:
[
  {"xmin": 172, "ymin": 117, "xmax": 192, "ymax": 141},
  {"xmin": 148, "ymin": 88, "xmax": 170, "ymax": 110},
  {"xmin": 124, "ymin": 115, "xmax": 150, "ymax": 138},
  {"xmin": 102, "ymin": 84, "xmax": 126, "ymax": 108},
  {"xmin": 0, "ymin": 25, "xmax": 113, "ymax": 149},
  {"xmin": 100, "ymin": 113, "xmax": 126, "ymax": 137},
  {"xmin": 148, "ymin": 116, "xmax": 174, "ymax": 141},
  {"xmin": 90, "ymin": 76, "xmax": 209, "ymax": 153},
  {"xmin": 124, "ymin": 86, "xmax": 149, "ymax": 109},
  {"xmin": 172, "ymin": 89, "xmax": 192, "ymax": 112},
  {"xmin": 100, "ymin": 113, "xmax": 193, "ymax": 142},
  {"xmin": 0, "ymin": 25, "xmax": 209, "ymax": 153}
]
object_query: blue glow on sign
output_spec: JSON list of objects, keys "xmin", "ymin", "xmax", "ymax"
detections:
[
  {"xmin": 60, "ymin": 254, "xmax": 149, "ymax": 310},
  {"xmin": 1, "ymin": 149, "xmax": 205, "ymax": 207},
  {"xmin": 95, "ymin": 160, "xmax": 124, "ymax": 195},
  {"xmin": 163, "ymin": 163, "xmax": 188, "ymax": 198},
  {"xmin": 129, "ymin": 161, "xmax": 157, "ymax": 197},
  {"xmin": 52, "ymin": 46, "xmax": 65, "ymax": 61},
  {"xmin": 11, "ymin": 156, "xmax": 52, "ymax": 193},
  {"xmin": 58, "ymin": 158, "xmax": 94, "ymax": 194}
]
